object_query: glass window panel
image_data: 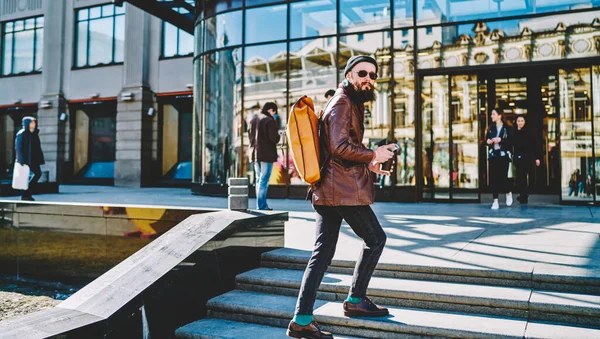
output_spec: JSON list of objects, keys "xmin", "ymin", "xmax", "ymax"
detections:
[
  {"xmin": 2, "ymin": 33, "xmax": 13, "ymax": 75},
  {"xmin": 204, "ymin": 0, "xmax": 243, "ymax": 17},
  {"xmin": 35, "ymin": 27, "xmax": 43, "ymax": 71},
  {"xmin": 6, "ymin": 22, "xmax": 14, "ymax": 33},
  {"xmin": 88, "ymin": 17, "xmax": 114, "ymax": 65},
  {"xmin": 422, "ymin": 75, "xmax": 450, "ymax": 199},
  {"xmin": 114, "ymin": 15, "xmax": 125, "ymax": 62},
  {"xmin": 290, "ymin": 0, "xmax": 337, "ymax": 39},
  {"xmin": 179, "ymin": 30, "xmax": 194, "ymax": 55},
  {"xmin": 36, "ymin": 17, "xmax": 44, "ymax": 28},
  {"xmin": 246, "ymin": 0, "xmax": 283, "ymax": 7},
  {"xmin": 203, "ymin": 48, "xmax": 243, "ymax": 184},
  {"xmin": 204, "ymin": 10, "xmax": 243, "ymax": 50},
  {"xmin": 559, "ymin": 68, "xmax": 594, "ymax": 202},
  {"xmin": 394, "ymin": 0, "xmax": 414, "ymax": 28},
  {"xmin": 115, "ymin": 4, "xmax": 125, "ymax": 14},
  {"xmin": 24, "ymin": 18, "xmax": 35, "ymax": 30},
  {"xmin": 163, "ymin": 23, "xmax": 179, "ymax": 57},
  {"xmin": 393, "ymin": 29, "xmax": 416, "ymax": 186},
  {"xmin": 102, "ymin": 4, "xmax": 115, "ymax": 17},
  {"xmin": 78, "ymin": 9, "xmax": 89, "ymax": 21},
  {"xmin": 14, "ymin": 21, "xmax": 24, "ymax": 31},
  {"xmin": 244, "ymin": 43, "xmax": 287, "ymax": 185},
  {"xmin": 417, "ymin": 12, "xmax": 600, "ymax": 69},
  {"xmin": 593, "ymin": 66, "xmax": 600, "ymax": 201},
  {"xmin": 13, "ymin": 30, "xmax": 35, "ymax": 73},
  {"xmin": 245, "ymin": 5, "xmax": 287, "ymax": 44},
  {"xmin": 89, "ymin": 7, "xmax": 102, "ymax": 19},
  {"xmin": 417, "ymin": 0, "xmax": 594, "ymax": 23},
  {"xmin": 340, "ymin": 0, "xmax": 392, "ymax": 33},
  {"xmin": 451, "ymin": 75, "xmax": 479, "ymax": 198},
  {"xmin": 77, "ymin": 21, "xmax": 88, "ymax": 67}
]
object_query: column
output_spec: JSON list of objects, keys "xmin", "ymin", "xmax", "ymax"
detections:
[
  {"xmin": 115, "ymin": 4, "xmax": 154, "ymax": 187},
  {"xmin": 38, "ymin": 0, "xmax": 67, "ymax": 183}
]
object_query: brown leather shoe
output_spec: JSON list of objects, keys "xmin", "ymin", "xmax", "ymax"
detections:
[
  {"xmin": 343, "ymin": 297, "xmax": 389, "ymax": 317},
  {"xmin": 286, "ymin": 320, "xmax": 334, "ymax": 339}
]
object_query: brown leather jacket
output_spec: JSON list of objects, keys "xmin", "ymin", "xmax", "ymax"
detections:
[{"xmin": 312, "ymin": 84, "xmax": 375, "ymax": 206}]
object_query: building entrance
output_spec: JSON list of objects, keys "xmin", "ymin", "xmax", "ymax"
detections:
[{"xmin": 421, "ymin": 65, "xmax": 599, "ymax": 204}]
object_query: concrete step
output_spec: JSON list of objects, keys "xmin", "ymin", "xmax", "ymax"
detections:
[
  {"xmin": 175, "ymin": 318, "xmax": 365, "ymax": 339},
  {"xmin": 235, "ymin": 267, "xmax": 600, "ymax": 327},
  {"xmin": 261, "ymin": 248, "xmax": 600, "ymax": 294},
  {"xmin": 206, "ymin": 290, "xmax": 600, "ymax": 339}
]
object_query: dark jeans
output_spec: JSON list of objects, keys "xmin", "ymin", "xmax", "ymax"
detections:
[
  {"xmin": 295, "ymin": 205, "xmax": 387, "ymax": 315},
  {"xmin": 489, "ymin": 156, "xmax": 510, "ymax": 199},
  {"xmin": 514, "ymin": 156, "xmax": 530, "ymax": 199},
  {"xmin": 21, "ymin": 164, "xmax": 41, "ymax": 197}
]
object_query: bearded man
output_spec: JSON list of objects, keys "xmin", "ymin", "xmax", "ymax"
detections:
[{"xmin": 286, "ymin": 56, "xmax": 396, "ymax": 339}]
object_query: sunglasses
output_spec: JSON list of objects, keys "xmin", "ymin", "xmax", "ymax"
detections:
[{"xmin": 354, "ymin": 70, "xmax": 378, "ymax": 80}]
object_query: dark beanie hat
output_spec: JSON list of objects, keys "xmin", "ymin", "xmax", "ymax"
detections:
[{"xmin": 344, "ymin": 55, "xmax": 378, "ymax": 76}]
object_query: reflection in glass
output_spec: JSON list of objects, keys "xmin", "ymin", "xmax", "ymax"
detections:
[
  {"xmin": 593, "ymin": 66, "xmax": 600, "ymax": 201},
  {"xmin": 340, "ymin": 0, "xmax": 392, "ymax": 33},
  {"xmin": 417, "ymin": 0, "xmax": 595, "ymax": 23},
  {"xmin": 244, "ymin": 43, "xmax": 288, "ymax": 185},
  {"xmin": 422, "ymin": 75, "xmax": 449, "ymax": 199},
  {"xmin": 162, "ymin": 5, "xmax": 193, "ymax": 58},
  {"xmin": 204, "ymin": 49, "xmax": 242, "ymax": 184},
  {"xmin": 393, "ymin": 30, "xmax": 415, "ymax": 186},
  {"xmin": 245, "ymin": 5, "xmax": 287, "ymax": 44},
  {"xmin": 451, "ymin": 75, "xmax": 479, "ymax": 198},
  {"xmin": 559, "ymin": 68, "xmax": 594, "ymax": 202},
  {"xmin": 290, "ymin": 0, "xmax": 337, "ymax": 39},
  {"xmin": 394, "ymin": 0, "xmax": 414, "ymax": 28},
  {"xmin": 204, "ymin": 10, "xmax": 243, "ymax": 51},
  {"xmin": 495, "ymin": 77, "xmax": 527, "ymax": 114},
  {"xmin": 204, "ymin": 0, "xmax": 243, "ymax": 17},
  {"xmin": 417, "ymin": 12, "xmax": 600, "ymax": 69}
]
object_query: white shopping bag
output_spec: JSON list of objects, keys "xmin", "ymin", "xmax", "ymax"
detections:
[{"xmin": 12, "ymin": 163, "xmax": 30, "ymax": 190}]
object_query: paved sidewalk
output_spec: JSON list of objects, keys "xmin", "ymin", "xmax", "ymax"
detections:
[{"xmin": 2, "ymin": 185, "xmax": 599, "ymax": 276}]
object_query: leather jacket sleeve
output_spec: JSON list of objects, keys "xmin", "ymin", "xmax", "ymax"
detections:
[{"xmin": 328, "ymin": 97, "xmax": 374, "ymax": 164}]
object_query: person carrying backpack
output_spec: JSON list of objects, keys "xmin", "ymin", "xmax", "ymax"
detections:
[{"xmin": 287, "ymin": 56, "xmax": 395, "ymax": 339}]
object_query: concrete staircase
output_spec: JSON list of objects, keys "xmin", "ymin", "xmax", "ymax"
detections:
[{"xmin": 176, "ymin": 248, "xmax": 600, "ymax": 339}]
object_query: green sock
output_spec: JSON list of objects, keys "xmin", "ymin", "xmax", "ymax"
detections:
[
  {"xmin": 293, "ymin": 314, "xmax": 313, "ymax": 326},
  {"xmin": 346, "ymin": 295, "xmax": 363, "ymax": 304}
]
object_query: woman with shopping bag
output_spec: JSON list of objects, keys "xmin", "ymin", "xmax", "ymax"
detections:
[{"xmin": 13, "ymin": 116, "xmax": 44, "ymax": 201}]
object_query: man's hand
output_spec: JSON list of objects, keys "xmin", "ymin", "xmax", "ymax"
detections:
[
  {"xmin": 373, "ymin": 145, "xmax": 394, "ymax": 163},
  {"xmin": 493, "ymin": 137, "xmax": 502, "ymax": 144},
  {"xmin": 535, "ymin": 159, "xmax": 541, "ymax": 167},
  {"xmin": 369, "ymin": 162, "xmax": 393, "ymax": 176},
  {"xmin": 487, "ymin": 139, "xmax": 494, "ymax": 145}
]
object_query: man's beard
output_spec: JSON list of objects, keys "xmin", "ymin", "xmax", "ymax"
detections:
[{"xmin": 352, "ymin": 82, "xmax": 376, "ymax": 103}]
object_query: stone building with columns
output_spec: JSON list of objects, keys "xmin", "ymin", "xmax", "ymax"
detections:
[{"xmin": 0, "ymin": 0, "xmax": 194, "ymax": 190}]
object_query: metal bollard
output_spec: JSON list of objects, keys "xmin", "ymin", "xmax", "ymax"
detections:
[{"xmin": 228, "ymin": 178, "xmax": 249, "ymax": 211}]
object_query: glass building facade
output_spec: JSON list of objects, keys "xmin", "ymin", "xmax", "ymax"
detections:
[{"xmin": 193, "ymin": 0, "xmax": 600, "ymax": 205}]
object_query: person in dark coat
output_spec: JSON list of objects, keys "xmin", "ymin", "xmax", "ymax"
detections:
[
  {"xmin": 513, "ymin": 115, "xmax": 541, "ymax": 204},
  {"xmin": 248, "ymin": 102, "xmax": 280, "ymax": 210},
  {"xmin": 15, "ymin": 116, "xmax": 44, "ymax": 201},
  {"xmin": 486, "ymin": 109, "xmax": 514, "ymax": 210}
]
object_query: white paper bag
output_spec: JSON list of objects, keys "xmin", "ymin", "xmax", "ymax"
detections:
[{"xmin": 12, "ymin": 163, "xmax": 30, "ymax": 190}]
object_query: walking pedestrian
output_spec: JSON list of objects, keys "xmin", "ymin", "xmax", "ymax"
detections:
[
  {"xmin": 486, "ymin": 109, "xmax": 514, "ymax": 210},
  {"xmin": 248, "ymin": 102, "xmax": 280, "ymax": 210},
  {"xmin": 287, "ymin": 55, "xmax": 395, "ymax": 339},
  {"xmin": 513, "ymin": 115, "xmax": 541, "ymax": 204},
  {"xmin": 15, "ymin": 116, "xmax": 44, "ymax": 201}
]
